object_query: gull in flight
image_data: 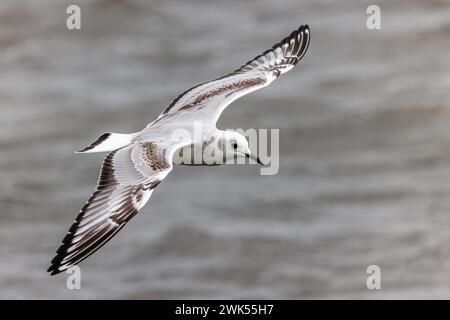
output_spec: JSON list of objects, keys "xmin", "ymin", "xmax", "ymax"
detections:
[{"xmin": 48, "ymin": 25, "xmax": 310, "ymax": 275}]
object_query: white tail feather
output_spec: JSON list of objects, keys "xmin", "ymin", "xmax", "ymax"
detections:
[{"xmin": 77, "ymin": 132, "xmax": 136, "ymax": 153}]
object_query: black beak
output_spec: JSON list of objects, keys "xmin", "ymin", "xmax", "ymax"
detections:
[{"xmin": 246, "ymin": 153, "xmax": 265, "ymax": 166}]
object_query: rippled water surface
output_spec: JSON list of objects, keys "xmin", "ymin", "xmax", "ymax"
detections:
[{"xmin": 1, "ymin": 0, "xmax": 450, "ymax": 299}]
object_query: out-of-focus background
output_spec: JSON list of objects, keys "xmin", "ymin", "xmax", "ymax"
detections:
[{"xmin": 1, "ymin": 0, "xmax": 450, "ymax": 299}]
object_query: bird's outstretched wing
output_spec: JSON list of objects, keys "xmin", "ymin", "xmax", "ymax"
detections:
[
  {"xmin": 156, "ymin": 25, "xmax": 310, "ymax": 124},
  {"xmin": 48, "ymin": 140, "xmax": 188, "ymax": 275}
]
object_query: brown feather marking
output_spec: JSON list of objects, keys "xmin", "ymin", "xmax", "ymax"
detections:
[
  {"xmin": 177, "ymin": 77, "xmax": 265, "ymax": 111},
  {"xmin": 140, "ymin": 143, "xmax": 170, "ymax": 171}
]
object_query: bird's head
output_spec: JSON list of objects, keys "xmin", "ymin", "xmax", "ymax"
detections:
[{"xmin": 221, "ymin": 131, "xmax": 264, "ymax": 165}]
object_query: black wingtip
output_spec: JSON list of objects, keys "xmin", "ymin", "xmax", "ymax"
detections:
[
  {"xmin": 47, "ymin": 264, "xmax": 61, "ymax": 276},
  {"xmin": 48, "ymin": 245, "xmax": 72, "ymax": 276},
  {"xmin": 298, "ymin": 24, "xmax": 310, "ymax": 35},
  {"xmin": 47, "ymin": 261, "xmax": 71, "ymax": 275}
]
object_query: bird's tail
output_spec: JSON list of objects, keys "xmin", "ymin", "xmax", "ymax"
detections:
[{"xmin": 76, "ymin": 132, "xmax": 136, "ymax": 153}]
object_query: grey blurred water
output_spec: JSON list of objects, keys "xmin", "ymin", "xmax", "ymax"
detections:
[{"xmin": 1, "ymin": 0, "xmax": 450, "ymax": 299}]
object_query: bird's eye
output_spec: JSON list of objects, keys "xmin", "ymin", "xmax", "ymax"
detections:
[{"xmin": 231, "ymin": 141, "xmax": 238, "ymax": 149}]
